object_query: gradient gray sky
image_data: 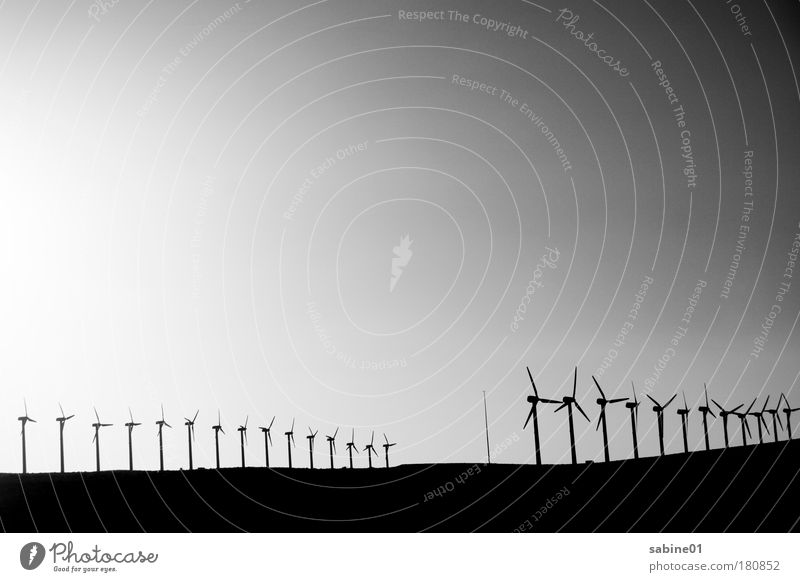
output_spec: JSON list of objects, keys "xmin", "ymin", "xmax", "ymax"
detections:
[{"xmin": 1, "ymin": 0, "xmax": 799, "ymax": 472}]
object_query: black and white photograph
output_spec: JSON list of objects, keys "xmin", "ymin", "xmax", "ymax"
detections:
[{"xmin": 0, "ymin": 0, "xmax": 799, "ymax": 578}]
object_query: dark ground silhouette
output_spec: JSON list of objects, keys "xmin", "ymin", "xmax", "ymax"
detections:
[{"xmin": 1, "ymin": 441, "xmax": 798, "ymax": 532}]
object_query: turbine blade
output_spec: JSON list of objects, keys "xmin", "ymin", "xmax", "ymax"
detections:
[
  {"xmin": 664, "ymin": 394, "xmax": 677, "ymax": 410},
  {"xmin": 267, "ymin": 431, "xmax": 272, "ymax": 445},
  {"xmin": 95, "ymin": 407, "xmax": 100, "ymax": 423},
  {"xmin": 269, "ymin": 415, "xmax": 275, "ymax": 429},
  {"xmin": 609, "ymin": 398, "xmax": 628, "ymax": 404},
  {"xmin": 711, "ymin": 399, "xmax": 724, "ymax": 412},
  {"xmin": 554, "ymin": 402, "xmax": 568, "ymax": 413},
  {"xmin": 384, "ymin": 433, "xmax": 389, "ymax": 445},
  {"xmin": 592, "ymin": 376, "xmax": 605, "ymax": 399},
  {"xmin": 59, "ymin": 402, "xmax": 65, "ymax": 417},
  {"xmin": 761, "ymin": 395, "xmax": 770, "ymax": 414},
  {"xmin": 596, "ymin": 411, "xmax": 603, "ymax": 431},
  {"xmin": 776, "ymin": 413, "xmax": 784, "ymax": 430},
  {"xmin": 683, "ymin": 391, "xmax": 688, "ymax": 411},
  {"xmin": 730, "ymin": 404, "xmax": 743, "ymax": 413},
  {"xmin": 192, "ymin": 410, "xmax": 199, "ymax": 423},
  {"xmin": 704, "ymin": 383, "xmax": 710, "ymax": 408},
  {"xmin": 646, "ymin": 394, "xmax": 660, "ymax": 407},
  {"xmin": 526, "ymin": 366, "xmax": 539, "ymax": 397},
  {"xmin": 572, "ymin": 366, "xmax": 578, "ymax": 399},
  {"xmin": 523, "ymin": 407, "xmax": 534, "ymax": 429},
  {"xmin": 575, "ymin": 401, "xmax": 590, "ymax": 422}
]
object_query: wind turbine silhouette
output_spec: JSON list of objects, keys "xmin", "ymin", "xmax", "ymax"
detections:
[
  {"xmin": 124, "ymin": 408, "xmax": 142, "ymax": 470},
  {"xmin": 647, "ymin": 394, "xmax": 677, "ymax": 456},
  {"xmin": 382, "ymin": 433, "xmax": 396, "ymax": 468},
  {"xmin": 522, "ymin": 367, "xmax": 560, "ymax": 465},
  {"xmin": 749, "ymin": 396, "xmax": 771, "ymax": 444},
  {"xmin": 698, "ymin": 384, "xmax": 716, "ymax": 451},
  {"xmin": 765, "ymin": 395, "xmax": 784, "ymax": 443},
  {"xmin": 592, "ymin": 376, "xmax": 627, "ymax": 462},
  {"xmin": 306, "ymin": 427, "xmax": 318, "ymax": 468},
  {"xmin": 326, "ymin": 427, "xmax": 338, "ymax": 469},
  {"xmin": 91, "ymin": 408, "xmax": 112, "ymax": 472},
  {"xmin": 345, "ymin": 428, "xmax": 358, "ymax": 468},
  {"xmin": 734, "ymin": 398, "xmax": 757, "ymax": 447},
  {"xmin": 184, "ymin": 410, "xmax": 198, "ymax": 470},
  {"xmin": 237, "ymin": 416, "xmax": 248, "ymax": 468},
  {"xmin": 625, "ymin": 382, "xmax": 640, "ymax": 459},
  {"xmin": 55, "ymin": 403, "xmax": 74, "ymax": 473},
  {"xmin": 553, "ymin": 367, "xmax": 590, "ymax": 464},
  {"xmin": 18, "ymin": 400, "xmax": 36, "ymax": 474},
  {"xmin": 155, "ymin": 405, "xmax": 171, "ymax": 472},
  {"xmin": 285, "ymin": 418, "xmax": 296, "ymax": 468},
  {"xmin": 676, "ymin": 392, "xmax": 691, "ymax": 454},
  {"xmin": 782, "ymin": 394, "xmax": 800, "ymax": 439},
  {"xmin": 363, "ymin": 431, "xmax": 379, "ymax": 468},
  {"xmin": 212, "ymin": 410, "xmax": 225, "ymax": 469},
  {"xmin": 712, "ymin": 400, "xmax": 742, "ymax": 448},
  {"xmin": 258, "ymin": 416, "xmax": 275, "ymax": 468}
]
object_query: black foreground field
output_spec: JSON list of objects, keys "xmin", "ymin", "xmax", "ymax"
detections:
[{"xmin": 1, "ymin": 441, "xmax": 798, "ymax": 532}]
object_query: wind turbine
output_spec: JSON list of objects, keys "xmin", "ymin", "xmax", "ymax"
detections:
[
  {"xmin": 212, "ymin": 410, "xmax": 225, "ymax": 469},
  {"xmin": 734, "ymin": 398, "xmax": 757, "ymax": 447},
  {"xmin": 522, "ymin": 367, "xmax": 560, "ymax": 464},
  {"xmin": 382, "ymin": 433, "xmax": 396, "ymax": 468},
  {"xmin": 326, "ymin": 427, "xmax": 338, "ymax": 469},
  {"xmin": 676, "ymin": 392, "xmax": 690, "ymax": 454},
  {"xmin": 258, "ymin": 416, "xmax": 275, "ymax": 468},
  {"xmin": 781, "ymin": 394, "xmax": 800, "ymax": 440},
  {"xmin": 553, "ymin": 367, "xmax": 590, "ymax": 464},
  {"xmin": 184, "ymin": 410, "xmax": 198, "ymax": 470},
  {"xmin": 363, "ymin": 431, "xmax": 378, "ymax": 468},
  {"xmin": 647, "ymin": 394, "xmax": 677, "ymax": 456},
  {"xmin": 285, "ymin": 418, "xmax": 296, "ymax": 468},
  {"xmin": 155, "ymin": 405, "xmax": 171, "ymax": 471},
  {"xmin": 765, "ymin": 395, "xmax": 784, "ymax": 443},
  {"xmin": 749, "ymin": 396, "xmax": 771, "ymax": 444},
  {"xmin": 712, "ymin": 400, "xmax": 742, "ymax": 448},
  {"xmin": 18, "ymin": 400, "xmax": 36, "ymax": 474},
  {"xmin": 124, "ymin": 408, "xmax": 142, "ymax": 470},
  {"xmin": 592, "ymin": 376, "xmax": 627, "ymax": 462},
  {"xmin": 55, "ymin": 403, "xmax": 74, "ymax": 473},
  {"xmin": 306, "ymin": 427, "xmax": 318, "ymax": 468},
  {"xmin": 237, "ymin": 416, "xmax": 248, "ymax": 468},
  {"xmin": 91, "ymin": 408, "xmax": 113, "ymax": 472},
  {"xmin": 698, "ymin": 384, "xmax": 716, "ymax": 451},
  {"xmin": 345, "ymin": 428, "xmax": 358, "ymax": 468},
  {"xmin": 625, "ymin": 382, "xmax": 641, "ymax": 459}
]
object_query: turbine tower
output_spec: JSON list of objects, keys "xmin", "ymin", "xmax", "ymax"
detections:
[
  {"xmin": 155, "ymin": 405, "xmax": 171, "ymax": 472},
  {"xmin": 734, "ymin": 398, "xmax": 757, "ymax": 447},
  {"xmin": 306, "ymin": 427, "xmax": 318, "ymax": 469},
  {"xmin": 363, "ymin": 431, "xmax": 378, "ymax": 468},
  {"xmin": 18, "ymin": 400, "xmax": 36, "ymax": 474},
  {"xmin": 326, "ymin": 427, "xmax": 338, "ymax": 469},
  {"xmin": 749, "ymin": 396, "xmax": 771, "ymax": 444},
  {"xmin": 91, "ymin": 408, "xmax": 113, "ymax": 472},
  {"xmin": 522, "ymin": 366, "xmax": 560, "ymax": 464},
  {"xmin": 345, "ymin": 428, "xmax": 358, "ymax": 468},
  {"xmin": 184, "ymin": 410, "xmax": 198, "ymax": 470},
  {"xmin": 625, "ymin": 382, "xmax": 640, "ymax": 459},
  {"xmin": 592, "ymin": 376, "xmax": 627, "ymax": 462},
  {"xmin": 237, "ymin": 416, "xmax": 248, "ymax": 468},
  {"xmin": 697, "ymin": 384, "xmax": 715, "ymax": 451},
  {"xmin": 285, "ymin": 418, "xmax": 296, "ymax": 468},
  {"xmin": 647, "ymin": 394, "xmax": 677, "ymax": 456},
  {"xmin": 782, "ymin": 394, "xmax": 800, "ymax": 439},
  {"xmin": 212, "ymin": 410, "xmax": 225, "ymax": 469},
  {"xmin": 553, "ymin": 367, "xmax": 590, "ymax": 464},
  {"xmin": 124, "ymin": 408, "xmax": 142, "ymax": 470},
  {"xmin": 55, "ymin": 403, "xmax": 74, "ymax": 473},
  {"xmin": 258, "ymin": 416, "xmax": 275, "ymax": 468},
  {"xmin": 712, "ymin": 400, "xmax": 742, "ymax": 448},
  {"xmin": 676, "ymin": 392, "xmax": 690, "ymax": 454},
  {"xmin": 765, "ymin": 395, "xmax": 784, "ymax": 443},
  {"xmin": 382, "ymin": 433, "xmax": 396, "ymax": 468}
]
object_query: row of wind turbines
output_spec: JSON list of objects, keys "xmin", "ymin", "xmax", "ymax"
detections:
[
  {"xmin": 521, "ymin": 367, "xmax": 800, "ymax": 464},
  {"xmin": 15, "ymin": 403, "xmax": 397, "ymax": 474}
]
